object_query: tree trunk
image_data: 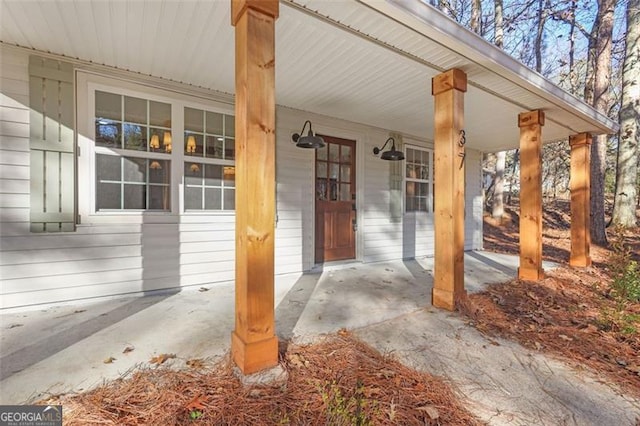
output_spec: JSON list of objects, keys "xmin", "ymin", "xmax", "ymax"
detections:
[
  {"xmin": 494, "ymin": 0, "xmax": 504, "ymax": 48},
  {"xmin": 587, "ymin": 0, "xmax": 616, "ymax": 245},
  {"xmin": 471, "ymin": 0, "xmax": 482, "ymax": 34},
  {"xmin": 612, "ymin": 0, "xmax": 639, "ymax": 227},
  {"xmin": 493, "ymin": 151, "xmax": 506, "ymax": 218},
  {"xmin": 534, "ymin": 0, "xmax": 545, "ymax": 73}
]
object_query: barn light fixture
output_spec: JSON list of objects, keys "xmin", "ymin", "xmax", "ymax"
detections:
[
  {"xmin": 373, "ymin": 137, "xmax": 404, "ymax": 161},
  {"xmin": 292, "ymin": 120, "xmax": 325, "ymax": 149}
]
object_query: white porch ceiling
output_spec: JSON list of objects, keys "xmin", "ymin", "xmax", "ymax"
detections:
[{"xmin": 0, "ymin": 0, "xmax": 617, "ymax": 152}]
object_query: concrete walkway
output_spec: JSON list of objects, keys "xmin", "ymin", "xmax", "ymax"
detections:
[{"xmin": 1, "ymin": 252, "xmax": 638, "ymax": 425}]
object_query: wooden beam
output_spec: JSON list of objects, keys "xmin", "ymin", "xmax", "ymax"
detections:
[
  {"xmin": 569, "ymin": 133, "xmax": 592, "ymax": 267},
  {"xmin": 432, "ymin": 69, "xmax": 467, "ymax": 311},
  {"xmin": 518, "ymin": 110, "xmax": 545, "ymax": 281},
  {"xmin": 231, "ymin": 0, "xmax": 279, "ymax": 375}
]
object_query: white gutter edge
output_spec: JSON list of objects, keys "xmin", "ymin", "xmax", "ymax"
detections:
[{"xmin": 361, "ymin": 0, "xmax": 619, "ymax": 135}]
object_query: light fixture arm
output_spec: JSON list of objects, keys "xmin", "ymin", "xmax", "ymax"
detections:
[
  {"xmin": 292, "ymin": 120, "xmax": 313, "ymax": 143},
  {"xmin": 373, "ymin": 137, "xmax": 396, "ymax": 155}
]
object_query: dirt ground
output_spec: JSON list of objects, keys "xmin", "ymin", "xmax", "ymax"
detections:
[
  {"xmin": 42, "ymin": 199, "xmax": 639, "ymax": 425},
  {"xmin": 467, "ymin": 200, "xmax": 640, "ymax": 398}
]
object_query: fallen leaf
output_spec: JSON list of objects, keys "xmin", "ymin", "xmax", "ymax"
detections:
[
  {"xmin": 558, "ymin": 334, "xmax": 573, "ymax": 342},
  {"xmin": 73, "ymin": 309, "xmax": 86, "ymax": 314},
  {"xmin": 150, "ymin": 353, "xmax": 176, "ymax": 365},
  {"xmin": 417, "ymin": 405, "xmax": 439, "ymax": 419},
  {"xmin": 122, "ymin": 346, "xmax": 134, "ymax": 354},
  {"xmin": 7, "ymin": 323, "xmax": 23, "ymax": 329},
  {"xmin": 186, "ymin": 394, "xmax": 206, "ymax": 411},
  {"xmin": 198, "ymin": 287, "xmax": 209, "ymax": 292},
  {"xmin": 103, "ymin": 357, "xmax": 116, "ymax": 364},
  {"xmin": 526, "ymin": 292, "xmax": 538, "ymax": 301}
]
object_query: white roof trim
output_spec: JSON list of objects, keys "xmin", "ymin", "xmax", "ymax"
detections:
[{"xmin": 361, "ymin": 0, "xmax": 619, "ymax": 135}]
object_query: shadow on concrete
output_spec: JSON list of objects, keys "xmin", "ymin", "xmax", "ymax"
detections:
[
  {"xmin": 275, "ymin": 272, "xmax": 323, "ymax": 343},
  {"xmin": 0, "ymin": 291, "xmax": 176, "ymax": 381},
  {"xmin": 466, "ymin": 251, "xmax": 517, "ymax": 276}
]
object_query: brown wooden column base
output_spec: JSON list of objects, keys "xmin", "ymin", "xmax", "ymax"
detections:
[
  {"xmin": 569, "ymin": 256, "xmax": 592, "ymax": 268},
  {"xmin": 231, "ymin": 332, "xmax": 278, "ymax": 375},
  {"xmin": 517, "ymin": 266, "xmax": 544, "ymax": 281},
  {"xmin": 432, "ymin": 288, "xmax": 467, "ymax": 311}
]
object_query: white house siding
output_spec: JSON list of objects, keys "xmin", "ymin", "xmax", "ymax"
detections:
[
  {"xmin": 0, "ymin": 46, "xmax": 484, "ymax": 309},
  {"xmin": 465, "ymin": 148, "xmax": 484, "ymax": 250}
]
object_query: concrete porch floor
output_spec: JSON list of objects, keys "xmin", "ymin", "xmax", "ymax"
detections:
[{"xmin": 1, "ymin": 251, "xmax": 638, "ymax": 424}]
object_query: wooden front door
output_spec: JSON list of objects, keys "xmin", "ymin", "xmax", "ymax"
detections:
[{"xmin": 315, "ymin": 136, "xmax": 356, "ymax": 263}]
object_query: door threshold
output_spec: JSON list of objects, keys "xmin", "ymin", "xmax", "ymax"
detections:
[{"xmin": 311, "ymin": 259, "xmax": 362, "ymax": 272}]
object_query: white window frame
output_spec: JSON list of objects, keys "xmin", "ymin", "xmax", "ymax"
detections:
[
  {"xmin": 182, "ymin": 106, "xmax": 236, "ymax": 212},
  {"xmin": 404, "ymin": 145, "xmax": 433, "ymax": 213},
  {"xmin": 76, "ymin": 72, "xmax": 236, "ymax": 224}
]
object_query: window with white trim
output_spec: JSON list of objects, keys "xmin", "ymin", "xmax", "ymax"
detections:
[
  {"xmin": 405, "ymin": 146, "xmax": 433, "ymax": 212},
  {"xmin": 92, "ymin": 88, "xmax": 236, "ymax": 213},
  {"xmin": 183, "ymin": 107, "xmax": 235, "ymax": 211},
  {"xmin": 94, "ymin": 91, "xmax": 172, "ymax": 211}
]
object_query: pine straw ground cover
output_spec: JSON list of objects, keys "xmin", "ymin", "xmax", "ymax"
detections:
[
  {"xmin": 462, "ymin": 200, "xmax": 640, "ymax": 398},
  {"xmin": 44, "ymin": 331, "xmax": 481, "ymax": 425}
]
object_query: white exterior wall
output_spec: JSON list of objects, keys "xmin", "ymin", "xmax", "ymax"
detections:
[{"xmin": 0, "ymin": 46, "xmax": 484, "ymax": 309}]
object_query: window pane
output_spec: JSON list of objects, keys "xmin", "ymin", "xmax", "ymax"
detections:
[
  {"xmin": 206, "ymin": 111, "xmax": 223, "ymax": 135},
  {"xmin": 123, "ymin": 124, "xmax": 147, "ymax": 151},
  {"xmin": 149, "ymin": 100, "xmax": 171, "ymax": 127},
  {"xmin": 184, "ymin": 162, "xmax": 203, "ymax": 185},
  {"xmin": 205, "ymin": 188, "xmax": 222, "ymax": 209},
  {"xmin": 317, "ymin": 162, "xmax": 327, "ymax": 179},
  {"xmin": 340, "ymin": 184, "xmax": 351, "ymax": 201},
  {"xmin": 316, "ymin": 179, "xmax": 327, "ymax": 200},
  {"xmin": 224, "ymin": 138, "xmax": 235, "ymax": 160},
  {"xmin": 123, "ymin": 157, "xmax": 146, "ymax": 182},
  {"xmin": 406, "ymin": 148, "xmax": 415, "ymax": 163},
  {"xmin": 225, "ymin": 115, "xmax": 235, "ymax": 137},
  {"xmin": 340, "ymin": 165, "xmax": 351, "ymax": 183},
  {"xmin": 406, "ymin": 181, "xmax": 416, "ymax": 197},
  {"xmin": 329, "ymin": 181, "xmax": 338, "ymax": 201},
  {"xmin": 185, "ymin": 132, "xmax": 203, "ymax": 156},
  {"xmin": 96, "ymin": 91, "xmax": 121, "ymax": 121},
  {"xmin": 406, "ymin": 164, "xmax": 417, "ymax": 179},
  {"xmin": 95, "ymin": 120, "xmax": 121, "ymax": 148},
  {"xmin": 317, "ymin": 145, "xmax": 327, "ymax": 161},
  {"xmin": 206, "ymin": 135, "xmax": 224, "ymax": 158},
  {"xmin": 123, "ymin": 184, "xmax": 145, "ymax": 209},
  {"xmin": 223, "ymin": 188, "xmax": 235, "ymax": 210},
  {"xmin": 97, "ymin": 182, "xmax": 121, "ymax": 210},
  {"xmin": 329, "ymin": 163, "xmax": 339, "ymax": 181},
  {"xmin": 96, "ymin": 154, "xmax": 121, "ymax": 181},
  {"xmin": 205, "ymin": 164, "xmax": 222, "ymax": 187},
  {"xmin": 329, "ymin": 144, "xmax": 339, "ymax": 162},
  {"xmin": 406, "ymin": 196, "xmax": 415, "ymax": 212},
  {"xmin": 223, "ymin": 166, "xmax": 235, "ymax": 187},
  {"xmin": 185, "ymin": 187, "xmax": 202, "ymax": 210},
  {"xmin": 149, "ymin": 185, "xmax": 170, "ymax": 210},
  {"xmin": 185, "ymin": 107, "xmax": 203, "ymax": 132},
  {"xmin": 149, "ymin": 160, "xmax": 169, "ymax": 183},
  {"xmin": 124, "ymin": 96, "xmax": 147, "ymax": 124},
  {"xmin": 340, "ymin": 145, "xmax": 351, "ymax": 163}
]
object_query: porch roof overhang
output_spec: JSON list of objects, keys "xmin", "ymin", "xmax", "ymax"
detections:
[{"xmin": 0, "ymin": 0, "xmax": 618, "ymax": 152}]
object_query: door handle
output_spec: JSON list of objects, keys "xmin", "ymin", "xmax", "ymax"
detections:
[{"xmin": 352, "ymin": 217, "xmax": 357, "ymax": 232}]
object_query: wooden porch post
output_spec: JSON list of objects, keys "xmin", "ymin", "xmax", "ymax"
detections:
[
  {"xmin": 518, "ymin": 110, "xmax": 545, "ymax": 281},
  {"xmin": 231, "ymin": 0, "xmax": 279, "ymax": 375},
  {"xmin": 569, "ymin": 133, "xmax": 592, "ymax": 267},
  {"xmin": 432, "ymin": 69, "xmax": 467, "ymax": 311}
]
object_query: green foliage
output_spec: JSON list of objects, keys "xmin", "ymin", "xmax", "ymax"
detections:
[
  {"xmin": 320, "ymin": 380, "xmax": 376, "ymax": 426},
  {"xmin": 189, "ymin": 410, "xmax": 203, "ymax": 420}
]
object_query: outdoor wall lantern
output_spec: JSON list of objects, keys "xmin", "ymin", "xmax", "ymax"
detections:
[
  {"xmin": 292, "ymin": 120, "xmax": 325, "ymax": 149},
  {"xmin": 373, "ymin": 137, "xmax": 405, "ymax": 161}
]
